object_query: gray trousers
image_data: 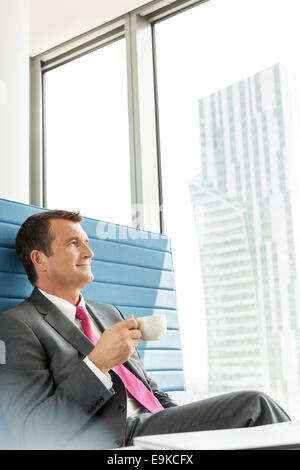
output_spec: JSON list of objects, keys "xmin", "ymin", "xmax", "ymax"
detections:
[{"xmin": 125, "ymin": 390, "xmax": 291, "ymax": 446}]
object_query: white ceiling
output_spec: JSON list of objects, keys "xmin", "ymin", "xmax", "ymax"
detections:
[{"xmin": 29, "ymin": 0, "xmax": 154, "ymax": 56}]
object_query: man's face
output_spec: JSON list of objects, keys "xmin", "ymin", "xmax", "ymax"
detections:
[{"xmin": 41, "ymin": 219, "xmax": 94, "ymax": 289}]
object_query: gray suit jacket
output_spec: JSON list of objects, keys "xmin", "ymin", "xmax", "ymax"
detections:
[{"xmin": 0, "ymin": 288, "xmax": 177, "ymax": 449}]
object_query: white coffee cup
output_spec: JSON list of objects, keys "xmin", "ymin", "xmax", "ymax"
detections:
[{"xmin": 136, "ymin": 314, "xmax": 167, "ymax": 341}]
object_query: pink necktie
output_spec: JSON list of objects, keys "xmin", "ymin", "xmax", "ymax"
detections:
[{"xmin": 76, "ymin": 306, "xmax": 164, "ymax": 414}]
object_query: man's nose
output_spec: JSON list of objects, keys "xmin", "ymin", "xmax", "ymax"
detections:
[{"xmin": 81, "ymin": 243, "xmax": 94, "ymax": 258}]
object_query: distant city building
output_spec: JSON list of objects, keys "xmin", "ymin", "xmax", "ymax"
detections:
[
  {"xmin": 188, "ymin": 179, "xmax": 265, "ymax": 392},
  {"xmin": 190, "ymin": 64, "xmax": 300, "ymax": 415}
]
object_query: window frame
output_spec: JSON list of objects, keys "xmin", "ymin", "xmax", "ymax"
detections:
[{"xmin": 30, "ymin": 0, "xmax": 208, "ymax": 231}]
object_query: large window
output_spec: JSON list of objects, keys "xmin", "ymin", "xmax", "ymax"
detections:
[
  {"xmin": 155, "ymin": 0, "xmax": 300, "ymax": 418},
  {"xmin": 43, "ymin": 38, "xmax": 132, "ymax": 226}
]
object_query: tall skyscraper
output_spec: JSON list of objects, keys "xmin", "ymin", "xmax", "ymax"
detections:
[
  {"xmin": 189, "ymin": 178, "xmax": 265, "ymax": 394},
  {"xmin": 190, "ymin": 64, "xmax": 300, "ymax": 416}
]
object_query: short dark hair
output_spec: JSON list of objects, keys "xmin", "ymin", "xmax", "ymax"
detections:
[{"xmin": 16, "ymin": 210, "xmax": 82, "ymax": 285}]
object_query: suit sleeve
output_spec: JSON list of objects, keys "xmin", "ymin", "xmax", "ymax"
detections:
[
  {"xmin": 0, "ymin": 313, "xmax": 115, "ymax": 450},
  {"xmin": 114, "ymin": 306, "xmax": 178, "ymax": 409}
]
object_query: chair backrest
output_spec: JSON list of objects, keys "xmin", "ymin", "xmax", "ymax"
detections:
[{"xmin": 0, "ymin": 197, "xmax": 186, "ymax": 399}]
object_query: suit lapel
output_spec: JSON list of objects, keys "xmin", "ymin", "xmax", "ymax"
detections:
[
  {"xmin": 85, "ymin": 302, "xmax": 109, "ymax": 333},
  {"xmin": 30, "ymin": 288, "xmax": 94, "ymax": 357}
]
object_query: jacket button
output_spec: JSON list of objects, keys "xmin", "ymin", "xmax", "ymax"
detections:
[{"xmin": 118, "ymin": 403, "xmax": 126, "ymax": 412}]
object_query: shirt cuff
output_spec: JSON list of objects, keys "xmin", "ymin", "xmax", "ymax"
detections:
[{"xmin": 83, "ymin": 356, "xmax": 113, "ymax": 390}]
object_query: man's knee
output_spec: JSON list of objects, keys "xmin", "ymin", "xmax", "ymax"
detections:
[
  {"xmin": 242, "ymin": 389, "xmax": 269, "ymax": 401},
  {"xmin": 238, "ymin": 390, "xmax": 274, "ymax": 410},
  {"xmin": 240, "ymin": 390, "xmax": 290, "ymax": 424}
]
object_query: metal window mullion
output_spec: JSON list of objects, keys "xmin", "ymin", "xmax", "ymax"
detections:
[
  {"xmin": 30, "ymin": 57, "xmax": 44, "ymax": 207},
  {"xmin": 33, "ymin": 18, "xmax": 125, "ymax": 64},
  {"xmin": 139, "ymin": 0, "xmax": 209, "ymax": 22},
  {"xmin": 125, "ymin": 14, "xmax": 140, "ymax": 230},
  {"xmin": 151, "ymin": 23, "xmax": 164, "ymax": 234},
  {"xmin": 125, "ymin": 12, "xmax": 161, "ymax": 233},
  {"xmin": 41, "ymin": 27, "xmax": 125, "ymax": 73}
]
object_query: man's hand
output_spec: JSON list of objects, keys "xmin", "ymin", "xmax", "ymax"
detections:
[{"xmin": 88, "ymin": 315, "xmax": 142, "ymax": 374}]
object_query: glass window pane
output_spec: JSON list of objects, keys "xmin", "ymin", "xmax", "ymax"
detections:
[
  {"xmin": 44, "ymin": 38, "xmax": 132, "ymax": 226},
  {"xmin": 155, "ymin": 0, "xmax": 300, "ymax": 417}
]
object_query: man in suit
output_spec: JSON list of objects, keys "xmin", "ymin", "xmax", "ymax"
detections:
[{"xmin": 0, "ymin": 210, "xmax": 290, "ymax": 449}]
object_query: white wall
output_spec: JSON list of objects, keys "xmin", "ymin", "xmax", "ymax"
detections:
[{"xmin": 0, "ymin": 0, "xmax": 29, "ymax": 203}]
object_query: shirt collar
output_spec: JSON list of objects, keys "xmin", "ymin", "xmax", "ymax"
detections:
[{"xmin": 38, "ymin": 288, "xmax": 85, "ymax": 324}]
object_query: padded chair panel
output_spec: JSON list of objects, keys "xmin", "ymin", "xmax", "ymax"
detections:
[
  {"xmin": 0, "ymin": 197, "xmax": 185, "ymax": 395},
  {"xmin": 0, "ymin": 247, "xmax": 24, "ymax": 273},
  {"xmin": 83, "ymin": 282, "xmax": 177, "ymax": 310},
  {"xmin": 148, "ymin": 371, "xmax": 186, "ymax": 392},
  {"xmin": 139, "ymin": 350, "xmax": 183, "ymax": 370},
  {"xmin": 91, "ymin": 259, "xmax": 175, "ymax": 290},
  {"xmin": 89, "ymin": 239, "xmax": 174, "ymax": 271},
  {"xmin": 0, "ymin": 272, "xmax": 31, "ymax": 298},
  {"xmin": 0, "ymin": 222, "xmax": 19, "ymax": 247}
]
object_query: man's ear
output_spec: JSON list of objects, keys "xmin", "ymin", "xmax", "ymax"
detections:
[{"xmin": 30, "ymin": 250, "xmax": 48, "ymax": 274}]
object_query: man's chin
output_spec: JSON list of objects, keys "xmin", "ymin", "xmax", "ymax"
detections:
[
  {"xmin": 83, "ymin": 271, "xmax": 94, "ymax": 282},
  {"xmin": 77, "ymin": 271, "xmax": 94, "ymax": 286}
]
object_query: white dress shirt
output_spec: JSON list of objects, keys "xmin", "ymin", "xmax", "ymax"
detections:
[{"xmin": 38, "ymin": 288, "xmax": 146, "ymax": 418}]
